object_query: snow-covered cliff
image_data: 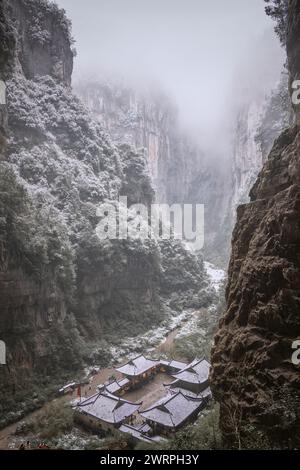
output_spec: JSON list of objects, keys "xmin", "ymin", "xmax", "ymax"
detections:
[
  {"xmin": 77, "ymin": 76, "xmax": 290, "ymax": 268},
  {"xmin": 0, "ymin": 0, "xmax": 212, "ymax": 426},
  {"xmin": 76, "ymin": 80, "xmax": 205, "ymax": 205},
  {"xmin": 229, "ymin": 73, "xmax": 291, "ymax": 246}
]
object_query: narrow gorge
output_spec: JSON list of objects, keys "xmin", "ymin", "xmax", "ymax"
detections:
[
  {"xmin": 211, "ymin": 0, "xmax": 300, "ymax": 449},
  {"xmin": 0, "ymin": 0, "xmax": 298, "ymax": 453},
  {"xmin": 0, "ymin": 0, "xmax": 213, "ymax": 426}
]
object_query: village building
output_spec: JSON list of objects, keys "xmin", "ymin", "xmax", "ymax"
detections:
[
  {"xmin": 74, "ymin": 355, "xmax": 211, "ymax": 437},
  {"xmin": 74, "ymin": 391, "xmax": 141, "ymax": 433},
  {"xmin": 159, "ymin": 359, "xmax": 188, "ymax": 375},
  {"xmin": 98, "ymin": 378, "xmax": 131, "ymax": 396},
  {"xmin": 165, "ymin": 383, "xmax": 212, "ymax": 400},
  {"xmin": 140, "ymin": 391, "xmax": 205, "ymax": 435},
  {"xmin": 167, "ymin": 358, "xmax": 211, "ymax": 395},
  {"xmin": 116, "ymin": 355, "xmax": 160, "ymax": 387},
  {"xmin": 57, "ymin": 382, "xmax": 77, "ymax": 396},
  {"xmin": 119, "ymin": 424, "xmax": 155, "ymax": 444},
  {"xmin": 119, "ymin": 422, "xmax": 167, "ymax": 444}
]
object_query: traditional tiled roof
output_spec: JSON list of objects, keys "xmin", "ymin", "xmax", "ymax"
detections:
[
  {"xmin": 138, "ymin": 422, "xmax": 152, "ymax": 434},
  {"xmin": 160, "ymin": 359, "xmax": 188, "ymax": 371},
  {"xmin": 98, "ymin": 378, "xmax": 130, "ymax": 395},
  {"xmin": 76, "ymin": 392, "xmax": 141, "ymax": 424},
  {"xmin": 172, "ymin": 358, "xmax": 210, "ymax": 385},
  {"xmin": 199, "ymin": 387, "xmax": 212, "ymax": 399},
  {"xmin": 116, "ymin": 355, "xmax": 159, "ymax": 377},
  {"xmin": 165, "ymin": 383, "xmax": 212, "ymax": 399},
  {"xmin": 119, "ymin": 424, "xmax": 154, "ymax": 443},
  {"xmin": 119, "ymin": 378, "xmax": 130, "ymax": 387},
  {"xmin": 140, "ymin": 392, "xmax": 204, "ymax": 428},
  {"xmin": 164, "ymin": 382, "xmax": 198, "ymax": 398},
  {"xmin": 104, "ymin": 381, "xmax": 120, "ymax": 394}
]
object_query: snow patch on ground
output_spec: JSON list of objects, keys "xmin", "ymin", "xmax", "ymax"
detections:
[
  {"xmin": 176, "ymin": 314, "xmax": 203, "ymax": 339},
  {"xmin": 109, "ymin": 309, "xmax": 194, "ymax": 363},
  {"xmin": 82, "ymin": 262, "xmax": 225, "ymax": 374},
  {"xmin": 82, "ymin": 309, "xmax": 197, "ymax": 375}
]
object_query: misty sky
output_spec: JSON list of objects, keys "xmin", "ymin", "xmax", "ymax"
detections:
[{"xmin": 56, "ymin": 0, "xmax": 285, "ymax": 151}]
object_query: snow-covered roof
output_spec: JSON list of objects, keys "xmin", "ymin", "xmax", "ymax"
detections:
[
  {"xmin": 98, "ymin": 378, "xmax": 130, "ymax": 395},
  {"xmin": 58, "ymin": 382, "xmax": 76, "ymax": 393},
  {"xmin": 106, "ymin": 381, "xmax": 122, "ymax": 394},
  {"xmin": 119, "ymin": 424, "xmax": 154, "ymax": 443},
  {"xmin": 169, "ymin": 360, "xmax": 188, "ymax": 370},
  {"xmin": 119, "ymin": 378, "xmax": 130, "ymax": 387},
  {"xmin": 141, "ymin": 392, "xmax": 204, "ymax": 428},
  {"xmin": 160, "ymin": 359, "xmax": 188, "ymax": 371},
  {"xmin": 159, "ymin": 360, "xmax": 170, "ymax": 367},
  {"xmin": 116, "ymin": 355, "xmax": 159, "ymax": 377},
  {"xmin": 165, "ymin": 383, "xmax": 198, "ymax": 398},
  {"xmin": 199, "ymin": 387, "xmax": 212, "ymax": 399},
  {"xmin": 172, "ymin": 358, "xmax": 210, "ymax": 385},
  {"xmin": 76, "ymin": 392, "xmax": 141, "ymax": 424},
  {"xmin": 165, "ymin": 384, "xmax": 212, "ymax": 400},
  {"xmin": 138, "ymin": 422, "xmax": 152, "ymax": 434}
]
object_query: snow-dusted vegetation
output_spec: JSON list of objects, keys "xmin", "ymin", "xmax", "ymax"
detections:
[{"xmin": 0, "ymin": 0, "xmax": 217, "ymax": 428}]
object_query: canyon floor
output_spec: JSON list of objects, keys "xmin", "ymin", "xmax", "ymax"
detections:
[{"xmin": 0, "ymin": 263, "xmax": 225, "ymax": 450}]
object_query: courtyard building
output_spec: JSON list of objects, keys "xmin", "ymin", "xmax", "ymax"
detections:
[
  {"xmin": 141, "ymin": 391, "xmax": 205, "ymax": 436},
  {"xmin": 98, "ymin": 377, "xmax": 131, "ymax": 396},
  {"xmin": 119, "ymin": 424, "xmax": 155, "ymax": 444},
  {"xmin": 116, "ymin": 355, "xmax": 160, "ymax": 387},
  {"xmin": 165, "ymin": 382, "xmax": 212, "ymax": 400},
  {"xmin": 74, "ymin": 391, "xmax": 141, "ymax": 433},
  {"xmin": 169, "ymin": 358, "xmax": 210, "ymax": 395},
  {"xmin": 159, "ymin": 359, "xmax": 188, "ymax": 374}
]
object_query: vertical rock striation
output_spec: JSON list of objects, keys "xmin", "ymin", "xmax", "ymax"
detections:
[
  {"xmin": 211, "ymin": 0, "xmax": 300, "ymax": 448},
  {"xmin": 77, "ymin": 80, "xmax": 234, "ymax": 266},
  {"xmin": 76, "ymin": 81, "xmax": 204, "ymax": 205}
]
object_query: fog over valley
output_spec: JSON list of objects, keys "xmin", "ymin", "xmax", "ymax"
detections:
[
  {"xmin": 57, "ymin": 0, "xmax": 285, "ymax": 152},
  {"xmin": 0, "ymin": 0, "xmax": 299, "ymax": 453}
]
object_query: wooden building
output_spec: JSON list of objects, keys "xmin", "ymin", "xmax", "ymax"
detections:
[
  {"xmin": 165, "ymin": 382, "xmax": 212, "ymax": 400},
  {"xmin": 116, "ymin": 355, "xmax": 160, "ymax": 388},
  {"xmin": 140, "ymin": 392, "xmax": 205, "ymax": 436},
  {"xmin": 119, "ymin": 423, "xmax": 155, "ymax": 444},
  {"xmin": 74, "ymin": 391, "xmax": 141, "ymax": 433},
  {"xmin": 98, "ymin": 378, "xmax": 131, "ymax": 396},
  {"xmin": 159, "ymin": 359, "xmax": 188, "ymax": 375},
  {"xmin": 168, "ymin": 358, "xmax": 211, "ymax": 395}
]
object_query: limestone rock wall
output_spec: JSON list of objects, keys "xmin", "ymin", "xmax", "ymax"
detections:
[{"xmin": 211, "ymin": 0, "xmax": 300, "ymax": 448}]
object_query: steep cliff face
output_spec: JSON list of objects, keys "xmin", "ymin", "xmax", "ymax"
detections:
[
  {"xmin": 0, "ymin": 0, "xmax": 90, "ymax": 421},
  {"xmin": 224, "ymin": 76, "xmax": 291, "ymax": 270},
  {"xmin": 76, "ymin": 81, "xmax": 204, "ymax": 205},
  {"xmin": 211, "ymin": 1, "xmax": 300, "ymax": 449},
  {"xmin": 0, "ymin": 0, "xmax": 14, "ymax": 158},
  {"xmin": 77, "ymin": 80, "xmax": 235, "ymax": 266},
  {"xmin": 288, "ymin": 0, "xmax": 300, "ymax": 123},
  {"xmin": 9, "ymin": 0, "xmax": 73, "ymax": 85},
  {"xmin": 0, "ymin": 0, "xmax": 210, "ymax": 424},
  {"xmin": 78, "ymin": 78, "xmax": 290, "ymax": 268},
  {"xmin": 231, "ymin": 102, "xmax": 265, "ymax": 210}
]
